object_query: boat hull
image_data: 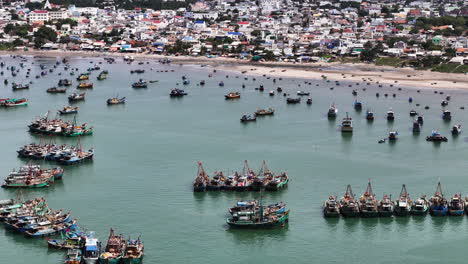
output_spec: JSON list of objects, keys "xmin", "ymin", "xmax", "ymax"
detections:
[
  {"xmin": 378, "ymin": 210, "xmax": 393, "ymax": 217},
  {"xmin": 393, "ymin": 209, "xmax": 411, "ymax": 216},
  {"xmin": 448, "ymin": 209, "xmax": 464, "ymax": 216},
  {"xmin": 340, "ymin": 207, "xmax": 359, "ymax": 217},
  {"xmin": 360, "ymin": 210, "xmax": 379, "ymax": 218},
  {"xmin": 430, "ymin": 206, "xmax": 448, "ymax": 216},
  {"xmin": 323, "ymin": 209, "xmax": 340, "ymax": 217},
  {"xmin": 99, "ymin": 257, "xmax": 121, "ymax": 264},
  {"xmin": 122, "ymin": 257, "xmax": 143, "ymax": 264}
]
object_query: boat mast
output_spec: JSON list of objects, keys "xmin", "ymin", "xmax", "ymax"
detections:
[
  {"xmin": 196, "ymin": 162, "xmax": 208, "ymax": 181},
  {"xmin": 365, "ymin": 180, "xmax": 374, "ymax": 197},
  {"xmin": 435, "ymin": 182, "xmax": 443, "ymax": 197},
  {"xmin": 345, "ymin": 184, "xmax": 355, "ymax": 199},
  {"xmin": 257, "ymin": 160, "xmax": 269, "ymax": 177},
  {"xmin": 242, "ymin": 160, "xmax": 251, "ymax": 176},
  {"xmin": 400, "ymin": 184, "xmax": 408, "ymax": 198}
]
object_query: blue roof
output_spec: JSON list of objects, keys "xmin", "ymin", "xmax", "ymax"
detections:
[
  {"xmin": 195, "ymin": 20, "xmax": 205, "ymax": 24},
  {"xmin": 86, "ymin": 245, "xmax": 97, "ymax": 251},
  {"xmin": 228, "ymin": 32, "xmax": 243, "ymax": 35},
  {"xmin": 152, "ymin": 43, "xmax": 165, "ymax": 46}
]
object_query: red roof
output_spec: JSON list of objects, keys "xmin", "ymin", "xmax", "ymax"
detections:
[
  {"xmin": 33, "ymin": 10, "xmax": 48, "ymax": 14},
  {"xmin": 237, "ymin": 22, "xmax": 249, "ymax": 25}
]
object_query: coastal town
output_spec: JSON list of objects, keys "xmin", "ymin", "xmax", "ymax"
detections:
[{"xmin": 0, "ymin": 0, "xmax": 466, "ymax": 73}]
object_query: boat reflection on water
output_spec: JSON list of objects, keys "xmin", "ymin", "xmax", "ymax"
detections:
[{"xmin": 225, "ymin": 224, "xmax": 288, "ymax": 243}]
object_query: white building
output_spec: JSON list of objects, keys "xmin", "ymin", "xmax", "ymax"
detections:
[{"xmin": 28, "ymin": 10, "xmax": 49, "ymax": 22}]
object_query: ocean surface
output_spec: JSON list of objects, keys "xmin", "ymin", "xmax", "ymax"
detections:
[{"xmin": 1, "ymin": 55, "xmax": 468, "ymax": 263}]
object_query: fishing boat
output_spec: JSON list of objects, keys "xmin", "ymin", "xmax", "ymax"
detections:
[
  {"xmin": 58, "ymin": 79, "xmax": 72, "ymax": 86},
  {"xmin": 426, "ymin": 130, "xmax": 447, "ymax": 142},
  {"xmin": 388, "ymin": 131, "xmax": 398, "ymax": 141},
  {"xmin": 229, "ymin": 200, "xmax": 258, "ymax": 214},
  {"xmin": 441, "ymin": 100, "xmax": 448, "ymax": 106},
  {"xmin": 387, "ymin": 108, "xmax": 395, "ymax": 121},
  {"xmin": 12, "ymin": 83, "xmax": 29, "ymax": 91},
  {"xmin": 132, "ymin": 79, "xmax": 147, "ymax": 88},
  {"xmin": 323, "ymin": 195, "xmax": 340, "ymax": 217},
  {"xmin": 378, "ymin": 195, "xmax": 394, "ymax": 217},
  {"xmin": 24, "ymin": 220, "xmax": 74, "ymax": 238},
  {"xmin": 429, "ymin": 182, "xmax": 448, "ymax": 216},
  {"xmin": 255, "ymin": 108, "xmax": 274, "ymax": 116},
  {"xmin": 341, "ymin": 113, "xmax": 353, "ymax": 133},
  {"xmin": 58, "ymin": 106, "xmax": 78, "ymax": 115},
  {"xmin": 1, "ymin": 98, "xmax": 28, "ymax": 107},
  {"xmin": 199, "ymin": 80, "xmax": 205, "ymax": 86},
  {"xmin": 77, "ymin": 74, "xmax": 89, "ymax": 81},
  {"xmin": 169, "ymin": 88, "xmax": 187, "ymax": 97},
  {"xmin": 193, "ymin": 162, "xmax": 209, "ymax": 192},
  {"xmin": 265, "ymin": 172, "xmax": 288, "ymax": 191},
  {"xmin": 68, "ymin": 93, "xmax": 86, "ymax": 102},
  {"xmin": 64, "ymin": 248, "xmax": 82, "ymax": 264},
  {"xmin": 183, "ymin": 80, "xmax": 190, "ymax": 85},
  {"xmin": 250, "ymin": 161, "xmax": 273, "ymax": 192},
  {"xmin": 47, "ymin": 235, "xmax": 84, "ymax": 250},
  {"xmin": 448, "ymin": 193, "xmax": 464, "ymax": 216},
  {"xmin": 107, "ymin": 97, "xmax": 126, "ymax": 105},
  {"xmin": 269, "ymin": 90, "xmax": 275, "ymax": 96},
  {"xmin": 306, "ymin": 98, "xmax": 312, "ymax": 105},
  {"xmin": 206, "ymin": 171, "xmax": 224, "ymax": 191},
  {"xmin": 227, "ymin": 200, "xmax": 289, "ymax": 229},
  {"xmin": 297, "ymin": 91, "xmax": 310, "ymax": 96},
  {"xmin": 77, "ymin": 82, "xmax": 94, "ymax": 89},
  {"xmin": 82, "ymin": 231, "xmax": 101, "ymax": 264},
  {"xmin": 442, "ymin": 110, "xmax": 452, "ymax": 121},
  {"xmin": 240, "ymin": 114, "xmax": 256, "ymax": 122},
  {"xmin": 353, "ymin": 100, "xmax": 362, "ymax": 111},
  {"xmin": 366, "ymin": 110, "xmax": 374, "ymax": 121},
  {"xmin": 358, "ymin": 181, "xmax": 378, "ymax": 217},
  {"xmin": 327, "ymin": 104, "xmax": 338, "ymax": 119},
  {"xmin": 130, "ymin": 69, "xmax": 145, "ymax": 74},
  {"xmin": 219, "ymin": 81, "xmax": 224, "ymax": 87},
  {"xmin": 411, "ymin": 195, "xmax": 429, "ymax": 215},
  {"xmin": 2, "ymin": 171, "xmax": 55, "ymax": 188},
  {"xmin": 235, "ymin": 161, "xmax": 255, "ymax": 192},
  {"xmin": 352, "ymin": 90, "xmax": 357, "ymax": 96},
  {"xmin": 47, "ymin": 87, "xmax": 67, "ymax": 93},
  {"xmin": 339, "ymin": 185, "xmax": 360, "ymax": 217},
  {"xmin": 409, "ymin": 110, "xmax": 417, "ymax": 116},
  {"xmin": 225, "ymin": 92, "xmax": 240, "ymax": 99},
  {"xmin": 286, "ymin": 98, "xmax": 300, "ymax": 104},
  {"xmin": 97, "ymin": 71, "xmax": 108, "ymax": 80},
  {"xmin": 122, "ymin": 238, "xmax": 144, "ymax": 264},
  {"xmin": 99, "ymin": 229, "xmax": 125, "ymax": 264},
  {"xmin": 393, "ymin": 185, "xmax": 412, "ymax": 216},
  {"xmin": 451, "ymin": 124, "xmax": 462, "ymax": 135}
]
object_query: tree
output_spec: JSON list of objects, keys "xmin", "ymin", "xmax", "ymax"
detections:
[
  {"xmin": 12, "ymin": 39, "xmax": 24, "ymax": 47},
  {"xmin": 263, "ymin": 50, "xmax": 275, "ymax": 61},
  {"xmin": 25, "ymin": 2, "xmax": 43, "ymax": 10},
  {"xmin": 34, "ymin": 26, "xmax": 57, "ymax": 48}
]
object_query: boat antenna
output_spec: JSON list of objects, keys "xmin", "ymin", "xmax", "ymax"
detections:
[
  {"xmin": 242, "ymin": 160, "xmax": 250, "ymax": 176},
  {"xmin": 366, "ymin": 180, "xmax": 374, "ymax": 196},
  {"xmin": 400, "ymin": 184, "xmax": 407, "ymax": 198}
]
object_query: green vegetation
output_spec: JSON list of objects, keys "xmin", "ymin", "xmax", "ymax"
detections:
[
  {"xmin": 431, "ymin": 63, "xmax": 468, "ymax": 73},
  {"xmin": 375, "ymin": 57, "xmax": 407, "ymax": 67},
  {"xmin": 4, "ymin": 23, "xmax": 30, "ymax": 38},
  {"xmin": 34, "ymin": 26, "xmax": 57, "ymax": 48}
]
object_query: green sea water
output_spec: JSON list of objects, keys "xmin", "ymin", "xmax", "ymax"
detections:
[{"xmin": 1, "ymin": 55, "xmax": 468, "ymax": 263}]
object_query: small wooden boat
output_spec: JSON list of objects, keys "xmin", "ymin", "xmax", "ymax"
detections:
[
  {"xmin": 58, "ymin": 106, "xmax": 78, "ymax": 115},
  {"xmin": 352, "ymin": 90, "xmax": 357, "ymax": 96},
  {"xmin": 297, "ymin": 91, "xmax": 309, "ymax": 96},
  {"xmin": 387, "ymin": 108, "xmax": 395, "ymax": 121},
  {"xmin": 130, "ymin": 69, "xmax": 145, "ymax": 74},
  {"xmin": 441, "ymin": 100, "xmax": 448, "ymax": 106},
  {"xmin": 58, "ymin": 79, "xmax": 72, "ymax": 86},
  {"xmin": 394, "ymin": 184, "xmax": 412, "ymax": 216},
  {"xmin": 426, "ymin": 130, "xmax": 447, "ymax": 142},
  {"xmin": 226, "ymin": 201, "xmax": 289, "ymax": 229},
  {"xmin": 327, "ymin": 104, "xmax": 338, "ymax": 119},
  {"xmin": 240, "ymin": 114, "xmax": 256, "ymax": 122},
  {"xmin": 341, "ymin": 113, "xmax": 353, "ymax": 133},
  {"xmin": 323, "ymin": 195, "xmax": 340, "ymax": 217},
  {"xmin": 286, "ymin": 98, "xmax": 300, "ymax": 104},
  {"xmin": 265, "ymin": 173, "xmax": 288, "ymax": 191},
  {"xmin": 12, "ymin": 83, "xmax": 29, "ymax": 90},
  {"xmin": 448, "ymin": 193, "xmax": 464, "ymax": 216},
  {"xmin": 269, "ymin": 90, "xmax": 275, "ymax": 96},
  {"xmin": 1, "ymin": 98, "xmax": 28, "ymax": 107},
  {"xmin": 77, "ymin": 82, "xmax": 93, "ymax": 89},
  {"xmin": 366, "ymin": 110, "xmax": 374, "ymax": 121},
  {"xmin": 47, "ymin": 87, "xmax": 67, "ymax": 93},
  {"xmin": 442, "ymin": 110, "xmax": 451, "ymax": 121},
  {"xmin": 68, "ymin": 93, "xmax": 85, "ymax": 102},
  {"xmin": 47, "ymin": 236, "xmax": 84, "ymax": 250},
  {"xmin": 255, "ymin": 108, "xmax": 274, "ymax": 116},
  {"xmin": 378, "ymin": 195, "xmax": 394, "ymax": 217},
  {"xmin": 358, "ymin": 181, "xmax": 378, "ymax": 217},
  {"xmin": 76, "ymin": 74, "xmax": 89, "ymax": 81},
  {"xmin": 429, "ymin": 182, "xmax": 448, "ymax": 216},
  {"xmin": 64, "ymin": 248, "xmax": 82, "ymax": 264},
  {"xmin": 388, "ymin": 131, "xmax": 398, "ymax": 141},
  {"xmin": 170, "ymin": 89, "xmax": 187, "ymax": 97},
  {"xmin": 306, "ymin": 98, "xmax": 312, "ymax": 105},
  {"xmin": 132, "ymin": 79, "xmax": 147, "ymax": 88},
  {"xmin": 107, "ymin": 97, "xmax": 126, "ymax": 105},
  {"xmin": 409, "ymin": 110, "xmax": 417, "ymax": 116},
  {"xmin": 122, "ymin": 238, "xmax": 144, "ymax": 264},
  {"xmin": 353, "ymin": 100, "xmax": 362, "ymax": 111},
  {"xmin": 225, "ymin": 92, "xmax": 240, "ymax": 99},
  {"xmin": 219, "ymin": 81, "xmax": 224, "ymax": 87},
  {"xmin": 417, "ymin": 115, "xmax": 424, "ymax": 124},
  {"xmin": 451, "ymin": 124, "xmax": 462, "ymax": 135},
  {"xmin": 412, "ymin": 121, "xmax": 421, "ymax": 133},
  {"xmin": 339, "ymin": 185, "xmax": 360, "ymax": 217}
]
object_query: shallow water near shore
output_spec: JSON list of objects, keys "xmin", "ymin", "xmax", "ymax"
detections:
[{"xmin": 1, "ymin": 55, "xmax": 468, "ymax": 263}]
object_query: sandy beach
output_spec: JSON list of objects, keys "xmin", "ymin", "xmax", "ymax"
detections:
[{"xmin": 2, "ymin": 50, "xmax": 467, "ymax": 90}]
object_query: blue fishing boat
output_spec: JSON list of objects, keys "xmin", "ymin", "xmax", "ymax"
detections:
[
  {"xmin": 353, "ymin": 100, "xmax": 362, "ymax": 111},
  {"xmin": 448, "ymin": 193, "xmax": 464, "ymax": 216},
  {"xmin": 82, "ymin": 231, "xmax": 101, "ymax": 264},
  {"xmin": 429, "ymin": 182, "xmax": 448, "ymax": 216}
]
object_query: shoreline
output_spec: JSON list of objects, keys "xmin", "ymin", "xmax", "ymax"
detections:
[{"xmin": 2, "ymin": 50, "xmax": 467, "ymax": 90}]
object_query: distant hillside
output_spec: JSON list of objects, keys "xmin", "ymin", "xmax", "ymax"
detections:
[{"xmin": 49, "ymin": 0, "xmax": 193, "ymax": 10}]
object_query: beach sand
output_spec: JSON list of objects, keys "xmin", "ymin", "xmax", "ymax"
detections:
[{"xmin": 3, "ymin": 50, "xmax": 467, "ymax": 90}]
